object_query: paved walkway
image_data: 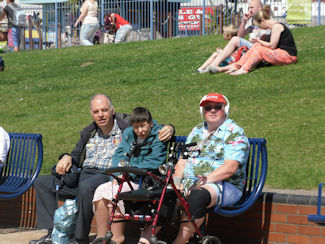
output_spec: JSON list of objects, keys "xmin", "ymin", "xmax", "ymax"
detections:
[
  {"xmin": 0, "ymin": 229, "xmax": 47, "ymax": 244},
  {"xmin": 0, "ymin": 229, "xmax": 100, "ymax": 244}
]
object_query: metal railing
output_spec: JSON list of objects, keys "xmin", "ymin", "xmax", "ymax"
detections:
[{"xmin": 0, "ymin": 0, "xmax": 324, "ymax": 50}]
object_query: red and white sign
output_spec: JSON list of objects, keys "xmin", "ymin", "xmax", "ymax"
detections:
[{"xmin": 178, "ymin": 7, "xmax": 214, "ymax": 31}]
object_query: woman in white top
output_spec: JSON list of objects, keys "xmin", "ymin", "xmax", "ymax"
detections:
[
  {"xmin": 0, "ymin": 126, "xmax": 10, "ymax": 164},
  {"xmin": 74, "ymin": 0, "xmax": 99, "ymax": 46}
]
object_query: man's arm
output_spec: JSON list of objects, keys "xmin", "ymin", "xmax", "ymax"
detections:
[
  {"xmin": 0, "ymin": 10, "xmax": 6, "ymax": 22},
  {"xmin": 110, "ymin": 13, "xmax": 116, "ymax": 25},
  {"xmin": 237, "ymin": 14, "xmax": 251, "ymax": 37},
  {"xmin": 55, "ymin": 154, "xmax": 73, "ymax": 175},
  {"xmin": 196, "ymin": 160, "xmax": 239, "ymax": 186},
  {"xmin": 173, "ymin": 158, "xmax": 187, "ymax": 189}
]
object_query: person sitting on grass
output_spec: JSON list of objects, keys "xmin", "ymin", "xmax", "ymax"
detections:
[
  {"xmin": 214, "ymin": 5, "xmax": 297, "ymax": 75},
  {"xmin": 196, "ymin": 24, "xmax": 238, "ymax": 73},
  {"xmin": 208, "ymin": 0, "xmax": 271, "ymax": 74},
  {"xmin": 92, "ymin": 107, "xmax": 167, "ymax": 244}
]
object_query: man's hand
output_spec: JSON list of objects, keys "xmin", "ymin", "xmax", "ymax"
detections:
[
  {"xmin": 243, "ymin": 13, "xmax": 250, "ymax": 23},
  {"xmin": 158, "ymin": 125, "xmax": 174, "ymax": 142},
  {"xmin": 56, "ymin": 155, "xmax": 72, "ymax": 175}
]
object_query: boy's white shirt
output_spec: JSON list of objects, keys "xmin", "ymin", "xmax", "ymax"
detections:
[{"xmin": 245, "ymin": 17, "xmax": 271, "ymax": 41}]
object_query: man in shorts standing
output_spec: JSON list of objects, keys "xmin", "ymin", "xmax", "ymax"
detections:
[{"xmin": 0, "ymin": 0, "xmax": 22, "ymax": 52}]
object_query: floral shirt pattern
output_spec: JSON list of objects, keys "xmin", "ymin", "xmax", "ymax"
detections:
[{"xmin": 182, "ymin": 118, "xmax": 250, "ymax": 192}]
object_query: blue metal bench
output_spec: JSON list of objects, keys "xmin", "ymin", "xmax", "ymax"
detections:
[
  {"xmin": 308, "ymin": 183, "xmax": 325, "ymax": 224},
  {"xmin": 0, "ymin": 133, "xmax": 43, "ymax": 199},
  {"xmin": 172, "ymin": 136, "xmax": 268, "ymax": 217}
]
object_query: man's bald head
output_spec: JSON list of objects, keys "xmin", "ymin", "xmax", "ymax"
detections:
[{"xmin": 248, "ymin": 0, "xmax": 263, "ymax": 18}]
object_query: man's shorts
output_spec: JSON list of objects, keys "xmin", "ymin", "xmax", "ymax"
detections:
[
  {"xmin": 239, "ymin": 37, "xmax": 253, "ymax": 49},
  {"xmin": 8, "ymin": 27, "xmax": 21, "ymax": 49}
]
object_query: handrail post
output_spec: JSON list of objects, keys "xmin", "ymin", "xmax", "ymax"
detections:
[
  {"xmin": 202, "ymin": 0, "xmax": 205, "ymax": 36},
  {"xmin": 101, "ymin": 0, "xmax": 104, "ymax": 28},
  {"xmin": 318, "ymin": 0, "xmax": 321, "ymax": 25},
  {"xmin": 150, "ymin": 0, "xmax": 153, "ymax": 40},
  {"xmin": 219, "ymin": 4, "xmax": 223, "ymax": 34},
  {"xmin": 38, "ymin": 18, "xmax": 42, "ymax": 50},
  {"xmin": 55, "ymin": 1, "xmax": 58, "ymax": 49},
  {"xmin": 28, "ymin": 15, "xmax": 33, "ymax": 50}
]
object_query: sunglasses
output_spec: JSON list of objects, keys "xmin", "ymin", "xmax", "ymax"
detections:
[{"xmin": 204, "ymin": 105, "xmax": 223, "ymax": 111}]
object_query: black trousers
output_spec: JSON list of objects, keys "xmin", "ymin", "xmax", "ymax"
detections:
[{"xmin": 34, "ymin": 168, "xmax": 111, "ymax": 240}]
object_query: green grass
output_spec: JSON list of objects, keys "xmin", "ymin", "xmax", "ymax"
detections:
[{"xmin": 1, "ymin": 26, "xmax": 324, "ymax": 189}]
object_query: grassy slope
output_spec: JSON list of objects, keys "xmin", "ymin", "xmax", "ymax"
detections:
[{"xmin": 0, "ymin": 26, "xmax": 324, "ymax": 189}]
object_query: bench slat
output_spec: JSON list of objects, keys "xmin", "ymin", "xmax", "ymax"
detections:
[{"xmin": 0, "ymin": 133, "xmax": 43, "ymax": 199}]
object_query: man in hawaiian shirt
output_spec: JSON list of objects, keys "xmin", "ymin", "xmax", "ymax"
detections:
[{"xmin": 172, "ymin": 92, "xmax": 250, "ymax": 244}]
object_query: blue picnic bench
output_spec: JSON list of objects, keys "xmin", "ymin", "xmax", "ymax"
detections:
[
  {"xmin": 0, "ymin": 133, "xmax": 43, "ymax": 199},
  {"xmin": 173, "ymin": 136, "xmax": 268, "ymax": 217}
]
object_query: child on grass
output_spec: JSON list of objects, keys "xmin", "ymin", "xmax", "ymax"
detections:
[{"xmin": 196, "ymin": 24, "xmax": 239, "ymax": 73}]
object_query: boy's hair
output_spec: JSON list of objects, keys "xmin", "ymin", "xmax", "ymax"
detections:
[
  {"xmin": 130, "ymin": 107, "xmax": 152, "ymax": 125},
  {"xmin": 223, "ymin": 24, "xmax": 238, "ymax": 37}
]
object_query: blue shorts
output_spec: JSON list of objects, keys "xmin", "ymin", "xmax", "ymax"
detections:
[
  {"xmin": 239, "ymin": 37, "xmax": 253, "ymax": 49},
  {"xmin": 206, "ymin": 181, "xmax": 242, "ymax": 207},
  {"xmin": 8, "ymin": 27, "xmax": 21, "ymax": 49}
]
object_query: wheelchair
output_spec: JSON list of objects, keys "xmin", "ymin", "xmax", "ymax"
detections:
[{"xmin": 93, "ymin": 141, "xmax": 221, "ymax": 244}]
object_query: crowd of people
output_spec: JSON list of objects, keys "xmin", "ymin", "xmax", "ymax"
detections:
[
  {"xmin": 0, "ymin": 0, "xmax": 133, "ymax": 51},
  {"xmin": 0, "ymin": 0, "xmax": 298, "ymax": 76}
]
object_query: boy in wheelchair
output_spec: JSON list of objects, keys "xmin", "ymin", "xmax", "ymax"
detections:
[{"xmin": 92, "ymin": 107, "xmax": 168, "ymax": 244}]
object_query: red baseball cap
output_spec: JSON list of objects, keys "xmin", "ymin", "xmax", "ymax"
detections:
[{"xmin": 199, "ymin": 93, "xmax": 226, "ymax": 106}]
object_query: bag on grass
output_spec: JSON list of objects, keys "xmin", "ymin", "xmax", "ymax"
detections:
[
  {"xmin": 52, "ymin": 199, "xmax": 78, "ymax": 244},
  {"xmin": 7, "ymin": 4, "xmax": 27, "ymax": 27}
]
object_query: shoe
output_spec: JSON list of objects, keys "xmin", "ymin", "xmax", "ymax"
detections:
[
  {"xmin": 208, "ymin": 66, "xmax": 220, "ymax": 74},
  {"xmin": 92, "ymin": 237, "xmax": 116, "ymax": 244},
  {"xmin": 29, "ymin": 231, "xmax": 52, "ymax": 244},
  {"xmin": 68, "ymin": 237, "xmax": 90, "ymax": 244},
  {"xmin": 193, "ymin": 68, "xmax": 209, "ymax": 74}
]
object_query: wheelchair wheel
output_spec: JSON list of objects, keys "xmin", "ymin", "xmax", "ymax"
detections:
[{"xmin": 201, "ymin": 235, "xmax": 222, "ymax": 244}]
